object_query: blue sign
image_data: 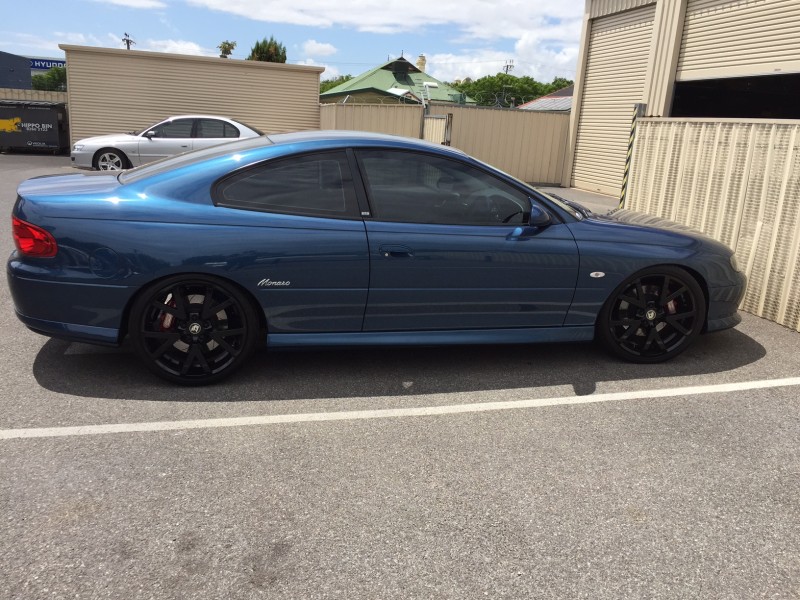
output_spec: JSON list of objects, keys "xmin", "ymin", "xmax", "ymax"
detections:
[{"xmin": 30, "ymin": 58, "xmax": 66, "ymax": 71}]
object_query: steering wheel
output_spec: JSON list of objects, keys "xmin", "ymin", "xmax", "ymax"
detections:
[{"xmin": 464, "ymin": 191, "xmax": 502, "ymax": 222}]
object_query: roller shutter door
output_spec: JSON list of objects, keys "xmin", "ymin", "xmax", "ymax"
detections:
[
  {"xmin": 678, "ymin": 0, "xmax": 800, "ymax": 81},
  {"xmin": 572, "ymin": 6, "xmax": 655, "ymax": 195}
]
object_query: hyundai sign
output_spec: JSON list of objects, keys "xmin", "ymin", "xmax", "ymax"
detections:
[{"xmin": 29, "ymin": 58, "xmax": 66, "ymax": 71}]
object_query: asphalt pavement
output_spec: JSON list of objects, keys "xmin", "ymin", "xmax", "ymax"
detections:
[{"xmin": 1, "ymin": 153, "xmax": 798, "ymax": 600}]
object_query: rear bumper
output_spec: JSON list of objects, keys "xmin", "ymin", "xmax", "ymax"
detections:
[
  {"xmin": 8, "ymin": 260, "xmax": 132, "ymax": 346},
  {"xmin": 15, "ymin": 309, "xmax": 120, "ymax": 346}
]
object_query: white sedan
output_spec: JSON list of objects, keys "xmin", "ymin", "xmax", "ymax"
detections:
[{"xmin": 70, "ymin": 115, "xmax": 264, "ymax": 170}]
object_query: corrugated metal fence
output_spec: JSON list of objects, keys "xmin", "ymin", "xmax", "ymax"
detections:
[
  {"xmin": 61, "ymin": 45, "xmax": 323, "ymax": 145},
  {"xmin": 427, "ymin": 105, "xmax": 570, "ymax": 185},
  {"xmin": 320, "ymin": 104, "xmax": 422, "ymax": 138},
  {"xmin": 320, "ymin": 103, "xmax": 571, "ymax": 185},
  {"xmin": 627, "ymin": 118, "xmax": 800, "ymax": 332}
]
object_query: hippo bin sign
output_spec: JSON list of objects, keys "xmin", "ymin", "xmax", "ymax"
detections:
[{"xmin": 0, "ymin": 100, "xmax": 69, "ymax": 153}]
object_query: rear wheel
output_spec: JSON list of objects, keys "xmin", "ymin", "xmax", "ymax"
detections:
[
  {"xmin": 94, "ymin": 148, "xmax": 129, "ymax": 170},
  {"xmin": 597, "ymin": 266, "xmax": 706, "ymax": 363},
  {"xmin": 129, "ymin": 275, "xmax": 259, "ymax": 385}
]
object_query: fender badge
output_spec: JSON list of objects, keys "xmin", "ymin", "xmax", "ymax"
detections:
[
  {"xmin": 258, "ymin": 278, "xmax": 291, "ymax": 287},
  {"xmin": 589, "ymin": 272, "xmax": 606, "ymax": 278}
]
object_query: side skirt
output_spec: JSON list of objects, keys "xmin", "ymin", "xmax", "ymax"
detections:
[{"xmin": 267, "ymin": 326, "xmax": 595, "ymax": 349}]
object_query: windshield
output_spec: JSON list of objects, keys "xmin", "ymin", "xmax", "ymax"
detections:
[{"xmin": 534, "ymin": 188, "xmax": 588, "ymax": 220}]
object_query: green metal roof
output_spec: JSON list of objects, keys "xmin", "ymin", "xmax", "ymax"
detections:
[{"xmin": 320, "ymin": 57, "xmax": 475, "ymax": 104}]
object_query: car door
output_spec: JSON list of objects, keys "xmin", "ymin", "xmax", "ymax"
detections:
[
  {"xmin": 355, "ymin": 149, "xmax": 580, "ymax": 331},
  {"xmin": 193, "ymin": 118, "xmax": 240, "ymax": 151},
  {"xmin": 213, "ymin": 150, "xmax": 369, "ymax": 333},
  {"xmin": 137, "ymin": 117, "xmax": 194, "ymax": 163}
]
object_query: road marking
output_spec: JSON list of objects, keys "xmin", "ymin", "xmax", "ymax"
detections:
[{"xmin": 2, "ymin": 377, "xmax": 800, "ymax": 441}]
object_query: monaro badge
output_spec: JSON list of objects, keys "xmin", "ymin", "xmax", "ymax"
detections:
[{"xmin": 258, "ymin": 278, "xmax": 291, "ymax": 287}]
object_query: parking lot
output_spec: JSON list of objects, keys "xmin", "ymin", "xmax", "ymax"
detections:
[{"xmin": 1, "ymin": 153, "xmax": 799, "ymax": 599}]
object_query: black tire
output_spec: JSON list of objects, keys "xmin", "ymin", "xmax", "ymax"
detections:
[
  {"xmin": 129, "ymin": 275, "xmax": 260, "ymax": 385},
  {"xmin": 93, "ymin": 148, "xmax": 129, "ymax": 170},
  {"xmin": 597, "ymin": 266, "xmax": 706, "ymax": 363}
]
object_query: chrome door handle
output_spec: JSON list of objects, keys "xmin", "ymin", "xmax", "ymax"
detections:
[{"xmin": 379, "ymin": 245, "xmax": 414, "ymax": 258}]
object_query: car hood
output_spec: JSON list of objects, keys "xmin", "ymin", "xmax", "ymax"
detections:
[
  {"xmin": 600, "ymin": 209, "xmax": 707, "ymax": 235},
  {"xmin": 568, "ymin": 208, "xmax": 733, "ymax": 254},
  {"xmin": 74, "ymin": 133, "xmax": 140, "ymax": 147}
]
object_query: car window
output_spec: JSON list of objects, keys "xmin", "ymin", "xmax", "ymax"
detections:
[
  {"xmin": 231, "ymin": 119, "xmax": 264, "ymax": 135},
  {"xmin": 214, "ymin": 151, "xmax": 359, "ymax": 219},
  {"xmin": 196, "ymin": 119, "xmax": 240, "ymax": 139},
  {"xmin": 148, "ymin": 118, "xmax": 194, "ymax": 139},
  {"xmin": 356, "ymin": 150, "xmax": 530, "ymax": 225}
]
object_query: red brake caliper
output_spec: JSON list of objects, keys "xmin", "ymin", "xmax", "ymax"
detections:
[{"xmin": 159, "ymin": 294, "xmax": 177, "ymax": 331}]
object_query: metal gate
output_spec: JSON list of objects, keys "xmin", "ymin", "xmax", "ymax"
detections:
[{"xmin": 422, "ymin": 114, "xmax": 452, "ymax": 145}]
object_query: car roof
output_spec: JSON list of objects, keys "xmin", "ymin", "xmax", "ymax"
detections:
[
  {"xmin": 163, "ymin": 115, "xmax": 235, "ymax": 120},
  {"xmin": 267, "ymin": 130, "xmax": 467, "ymax": 155},
  {"xmin": 118, "ymin": 130, "xmax": 468, "ymax": 185}
]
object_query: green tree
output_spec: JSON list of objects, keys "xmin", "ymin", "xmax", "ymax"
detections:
[
  {"xmin": 451, "ymin": 73, "xmax": 572, "ymax": 107},
  {"xmin": 217, "ymin": 40, "xmax": 236, "ymax": 59},
  {"xmin": 247, "ymin": 36, "xmax": 287, "ymax": 63},
  {"xmin": 31, "ymin": 66, "xmax": 67, "ymax": 91},
  {"xmin": 320, "ymin": 74, "xmax": 353, "ymax": 94},
  {"xmin": 547, "ymin": 76, "xmax": 573, "ymax": 92}
]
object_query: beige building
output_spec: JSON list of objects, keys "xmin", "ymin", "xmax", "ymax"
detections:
[
  {"xmin": 566, "ymin": 0, "xmax": 800, "ymax": 195},
  {"xmin": 60, "ymin": 45, "xmax": 324, "ymax": 145}
]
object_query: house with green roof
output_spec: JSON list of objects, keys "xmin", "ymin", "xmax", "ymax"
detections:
[{"xmin": 320, "ymin": 56, "xmax": 475, "ymax": 105}]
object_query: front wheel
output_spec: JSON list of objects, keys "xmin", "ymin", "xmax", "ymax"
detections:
[
  {"xmin": 129, "ymin": 276, "xmax": 260, "ymax": 385},
  {"xmin": 597, "ymin": 266, "xmax": 706, "ymax": 363},
  {"xmin": 94, "ymin": 148, "xmax": 128, "ymax": 170}
]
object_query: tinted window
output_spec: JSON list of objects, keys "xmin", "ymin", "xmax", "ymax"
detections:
[
  {"xmin": 149, "ymin": 119, "xmax": 193, "ymax": 138},
  {"xmin": 197, "ymin": 119, "xmax": 240, "ymax": 139},
  {"xmin": 215, "ymin": 151, "xmax": 359, "ymax": 219},
  {"xmin": 357, "ymin": 150, "xmax": 529, "ymax": 225}
]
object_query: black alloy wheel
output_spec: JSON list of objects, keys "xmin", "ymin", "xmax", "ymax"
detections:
[
  {"xmin": 129, "ymin": 276, "xmax": 259, "ymax": 384},
  {"xmin": 598, "ymin": 266, "xmax": 706, "ymax": 363}
]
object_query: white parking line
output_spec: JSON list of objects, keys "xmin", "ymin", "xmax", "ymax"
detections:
[{"xmin": 2, "ymin": 377, "xmax": 800, "ymax": 441}]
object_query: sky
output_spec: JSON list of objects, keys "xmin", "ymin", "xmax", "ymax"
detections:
[{"xmin": 1, "ymin": 0, "xmax": 585, "ymax": 83}]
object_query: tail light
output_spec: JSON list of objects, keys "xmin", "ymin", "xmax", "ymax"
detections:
[{"xmin": 12, "ymin": 216, "xmax": 58, "ymax": 258}]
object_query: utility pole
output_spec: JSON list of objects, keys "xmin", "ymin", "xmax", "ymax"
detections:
[
  {"xmin": 502, "ymin": 59, "xmax": 514, "ymax": 75},
  {"xmin": 122, "ymin": 33, "xmax": 136, "ymax": 50}
]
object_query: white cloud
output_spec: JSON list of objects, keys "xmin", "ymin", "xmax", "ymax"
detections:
[
  {"xmin": 297, "ymin": 58, "xmax": 340, "ymax": 79},
  {"xmin": 88, "ymin": 0, "xmax": 167, "ymax": 8},
  {"xmin": 425, "ymin": 50, "xmax": 512, "ymax": 82},
  {"xmin": 426, "ymin": 40, "xmax": 579, "ymax": 84},
  {"xmin": 140, "ymin": 39, "xmax": 216, "ymax": 56},
  {"xmin": 303, "ymin": 39, "xmax": 337, "ymax": 58},
  {"xmin": 187, "ymin": 0, "xmax": 584, "ymax": 38},
  {"xmin": 0, "ymin": 31, "xmax": 113, "ymax": 55},
  {"xmin": 186, "ymin": 0, "xmax": 584, "ymax": 80}
]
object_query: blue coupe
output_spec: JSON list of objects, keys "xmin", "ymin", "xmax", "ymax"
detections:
[{"xmin": 8, "ymin": 131, "xmax": 746, "ymax": 384}]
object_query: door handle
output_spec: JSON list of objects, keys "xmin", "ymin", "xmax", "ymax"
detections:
[{"xmin": 379, "ymin": 245, "xmax": 414, "ymax": 258}]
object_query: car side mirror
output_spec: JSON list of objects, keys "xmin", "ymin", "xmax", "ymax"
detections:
[
  {"xmin": 528, "ymin": 201, "xmax": 551, "ymax": 228},
  {"xmin": 144, "ymin": 130, "xmax": 156, "ymax": 139}
]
